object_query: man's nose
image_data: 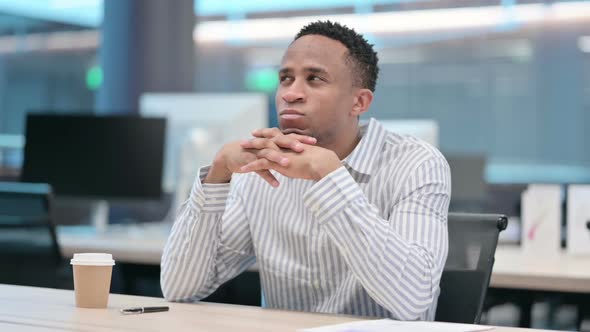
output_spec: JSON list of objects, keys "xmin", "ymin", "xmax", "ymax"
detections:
[{"xmin": 281, "ymin": 82, "xmax": 306, "ymax": 103}]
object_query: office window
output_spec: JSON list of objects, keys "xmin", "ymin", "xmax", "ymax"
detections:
[{"xmin": 192, "ymin": 1, "xmax": 590, "ymax": 184}]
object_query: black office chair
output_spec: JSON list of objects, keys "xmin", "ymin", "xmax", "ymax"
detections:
[
  {"xmin": 0, "ymin": 182, "xmax": 71, "ymax": 289},
  {"xmin": 435, "ymin": 212, "xmax": 508, "ymax": 324}
]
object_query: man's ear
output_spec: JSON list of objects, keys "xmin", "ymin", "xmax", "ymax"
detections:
[{"xmin": 351, "ymin": 89, "xmax": 374, "ymax": 117}]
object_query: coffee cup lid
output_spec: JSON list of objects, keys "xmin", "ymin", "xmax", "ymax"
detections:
[{"xmin": 70, "ymin": 253, "xmax": 115, "ymax": 266}]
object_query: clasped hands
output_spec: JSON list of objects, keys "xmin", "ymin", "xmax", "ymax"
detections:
[{"xmin": 205, "ymin": 128, "xmax": 341, "ymax": 187}]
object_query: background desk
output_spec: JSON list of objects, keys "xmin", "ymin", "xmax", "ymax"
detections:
[
  {"xmin": 57, "ymin": 224, "xmax": 168, "ymax": 265},
  {"xmin": 57, "ymin": 224, "xmax": 590, "ymax": 293},
  {"xmin": 489, "ymin": 247, "xmax": 590, "ymax": 328},
  {"xmin": 492, "ymin": 247, "xmax": 590, "ymax": 293},
  {"xmin": 0, "ymin": 284, "xmax": 550, "ymax": 331}
]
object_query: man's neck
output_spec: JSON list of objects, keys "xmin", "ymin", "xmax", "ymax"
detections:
[{"xmin": 323, "ymin": 126, "xmax": 362, "ymax": 160}]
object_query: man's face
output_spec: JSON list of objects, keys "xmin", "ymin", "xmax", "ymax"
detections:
[{"xmin": 275, "ymin": 34, "xmax": 356, "ymax": 146}]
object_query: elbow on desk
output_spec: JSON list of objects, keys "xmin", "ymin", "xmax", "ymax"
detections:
[
  {"xmin": 160, "ymin": 280, "xmax": 200, "ymax": 303},
  {"xmin": 382, "ymin": 251, "xmax": 441, "ymax": 320},
  {"xmin": 159, "ymin": 266, "xmax": 191, "ymax": 302},
  {"xmin": 160, "ymin": 270, "xmax": 212, "ymax": 303},
  {"xmin": 160, "ymin": 285, "xmax": 179, "ymax": 302},
  {"xmin": 384, "ymin": 294, "xmax": 436, "ymax": 321},
  {"xmin": 382, "ymin": 262, "xmax": 441, "ymax": 319},
  {"xmin": 160, "ymin": 275, "xmax": 181, "ymax": 302}
]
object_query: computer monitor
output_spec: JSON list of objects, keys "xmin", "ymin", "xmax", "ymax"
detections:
[
  {"xmin": 140, "ymin": 93, "xmax": 268, "ymax": 219},
  {"xmin": 21, "ymin": 113, "xmax": 166, "ymax": 230},
  {"xmin": 445, "ymin": 154, "xmax": 488, "ymax": 205},
  {"xmin": 378, "ymin": 119, "xmax": 439, "ymax": 148},
  {"xmin": 140, "ymin": 93, "xmax": 267, "ymax": 185}
]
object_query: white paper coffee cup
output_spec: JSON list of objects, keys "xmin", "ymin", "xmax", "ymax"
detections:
[{"xmin": 71, "ymin": 253, "xmax": 115, "ymax": 308}]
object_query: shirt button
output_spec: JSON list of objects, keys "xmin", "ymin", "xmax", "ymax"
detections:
[{"xmin": 313, "ymin": 280, "xmax": 321, "ymax": 289}]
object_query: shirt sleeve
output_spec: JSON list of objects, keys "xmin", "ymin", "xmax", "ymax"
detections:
[
  {"xmin": 303, "ymin": 157, "xmax": 450, "ymax": 320},
  {"xmin": 160, "ymin": 166, "xmax": 255, "ymax": 302}
]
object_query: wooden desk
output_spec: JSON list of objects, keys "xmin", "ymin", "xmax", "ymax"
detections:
[
  {"xmin": 491, "ymin": 247, "xmax": 590, "ymax": 293},
  {"xmin": 0, "ymin": 284, "xmax": 548, "ymax": 331}
]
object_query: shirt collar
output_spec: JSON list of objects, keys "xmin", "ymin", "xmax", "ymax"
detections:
[{"xmin": 342, "ymin": 118, "xmax": 388, "ymax": 176}]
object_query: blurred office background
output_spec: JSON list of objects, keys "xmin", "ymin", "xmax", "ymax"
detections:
[
  {"xmin": 0, "ymin": 0, "xmax": 588, "ymax": 187},
  {"xmin": 0, "ymin": 0, "xmax": 589, "ymax": 330}
]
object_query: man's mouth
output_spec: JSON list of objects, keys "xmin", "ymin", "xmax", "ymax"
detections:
[{"xmin": 280, "ymin": 109, "xmax": 304, "ymax": 120}]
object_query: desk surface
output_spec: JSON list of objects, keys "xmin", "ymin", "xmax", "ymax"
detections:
[
  {"xmin": 491, "ymin": 246, "xmax": 590, "ymax": 293},
  {"xmin": 0, "ymin": 284, "xmax": 548, "ymax": 331},
  {"xmin": 57, "ymin": 224, "xmax": 590, "ymax": 293}
]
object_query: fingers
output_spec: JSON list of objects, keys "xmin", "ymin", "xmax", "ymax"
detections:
[
  {"xmin": 242, "ymin": 135, "xmax": 316, "ymax": 153},
  {"xmin": 257, "ymin": 148, "xmax": 289, "ymax": 166},
  {"xmin": 238, "ymin": 148, "xmax": 288, "ymax": 172},
  {"xmin": 251, "ymin": 127, "xmax": 282, "ymax": 138},
  {"xmin": 255, "ymin": 170, "xmax": 279, "ymax": 187},
  {"xmin": 261, "ymin": 148, "xmax": 289, "ymax": 166},
  {"xmin": 240, "ymin": 149, "xmax": 289, "ymax": 170},
  {"xmin": 240, "ymin": 158, "xmax": 274, "ymax": 173},
  {"xmin": 271, "ymin": 135, "xmax": 309, "ymax": 152},
  {"xmin": 288, "ymin": 134, "xmax": 317, "ymax": 145},
  {"xmin": 240, "ymin": 138, "xmax": 279, "ymax": 151},
  {"xmin": 251, "ymin": 128, "xmax": 317, "ymax": 145}
]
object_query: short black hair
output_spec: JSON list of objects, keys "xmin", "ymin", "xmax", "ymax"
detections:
[{"xmin": 295, "ymin": 20, "xmax": 379, "ymax": 92}]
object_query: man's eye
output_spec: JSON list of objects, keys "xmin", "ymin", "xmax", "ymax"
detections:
[
  {"xmin": 308, "ymin": 75, "xmax": 322, "ymax": 81},
  {"xmin": 279, "ymin": 76, "xmax": 291, "ymax": 82}
]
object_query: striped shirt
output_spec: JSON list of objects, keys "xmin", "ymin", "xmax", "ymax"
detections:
[{"xmin": 161, "ymin": 118, "xmax": 451, "ymax": 321}]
